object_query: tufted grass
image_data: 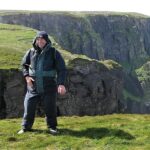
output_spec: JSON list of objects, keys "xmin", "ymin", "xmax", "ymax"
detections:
[{"xmin": 0, "ymin": 114, "xmax": 150, "ymax": 150}]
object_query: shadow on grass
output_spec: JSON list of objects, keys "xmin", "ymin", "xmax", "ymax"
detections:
[
  {"xmin": 58, "ymin": 128, "xmax": 135, "ymax": 140},
  {"xmin": 29, "ymin": 128, "xmax": 135, "ymax": 140},
  {"xmin": 30, "ymin": 129, "xmax": 47, "ymax": 134}
]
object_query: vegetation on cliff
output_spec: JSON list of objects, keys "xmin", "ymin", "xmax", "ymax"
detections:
[{"xmin": 136, "ymin": 61, "xmax": 150, "ymax": 101}]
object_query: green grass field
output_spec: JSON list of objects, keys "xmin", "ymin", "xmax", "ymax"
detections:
[
  {"xmin": 0, "ymin": 114, "xmax": 150, "ymax": 150},
  {"xmin": 0, "ymin": 23, "xmax": 35, "ymax": 69}
]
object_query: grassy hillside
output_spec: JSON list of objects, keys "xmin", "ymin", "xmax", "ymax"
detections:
[
  {"xmin": 0, "ymin": 114, "xmax": 149, "ymax": 150},
  {"xmin": 0, "ymin": 23, "xmax": 35, "ymax": 69},
  {"xmin": 0, "ymin": 10, "xmax": 149, "ymax": 18},
  {"xmin": 0, "ymin": 23, "xmax": 92, "ymax": 70},
  {"xmin": 0, "ymin": 23, "xmax": 120, "ymax": 70},
  {"xmin": 0, "ymin": 23, "xmax": 77, "ymax": 69},
  {"xmin": 0, "ymin": 23, "xmax": 91, "ymax": 69}
]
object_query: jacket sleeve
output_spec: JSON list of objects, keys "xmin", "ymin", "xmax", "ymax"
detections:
[
  {"xmin": 21, "ymin": 50, "xmax": 31, "ymax": 77},
  {"xmin": 55, "ymin": 50, "xmax": 67, "ymax": 85}
]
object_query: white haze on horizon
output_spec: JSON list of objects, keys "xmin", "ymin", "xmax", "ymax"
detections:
[{"xmin": 0, "ymin": 0, "xmax": 149, "ymax": 17}]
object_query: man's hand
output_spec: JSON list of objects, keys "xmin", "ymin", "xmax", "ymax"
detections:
[
  {"xmin": 25, "ymin": 76, "xmax": 35, "ymax": 87},
  {"xmin": 58, "ymin": 85, "xmax": 66, "ymax": 95}
]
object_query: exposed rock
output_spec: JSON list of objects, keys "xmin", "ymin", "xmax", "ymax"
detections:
[
  {"xmin": 123, "ymin": 73, "xmax": 144, "ymax": 97},
  {"xmin": 119, "ymin": 99, "xmax": 150, "ymax": 114},
  {"xmin": 0, "ymin": 11, "xmax": 150, "ymax": 114},
  {"xmin": 0, "ymin": 58, "xmax": 123, "ymax": 118},
  {"xmin": 0, "ymin": 12, "xmax": 150, "ymax": 67},
  {"xmin": 3, "ymin": 70, "xmax": 25, "ymax": 118},
  {"xmin": 0, "ymin": 70, "xmax": 6, "ymax": 118},
  {"xmin": 57, "ymin": 58, "xmax": 123, "ymax": 116},
  {"xmin": 0, "ymin": 12, "xmax": 148, "ymax": 99}
]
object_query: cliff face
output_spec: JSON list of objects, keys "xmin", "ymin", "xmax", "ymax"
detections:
[
  {"xmin": 0, "ymin": 12, "xmax": 150, "ymax": 114},
  {"xmin": 88, "ymin": 15, "xmax": 150, "ymax": 67},
  {"xmin": 1, "ymin": 12, "xmax": 150, "ymax": 68},
  {"xmin": 59, "ymin": 58, "xmax": 123, "ymax": 115},
  {"xmin": 1, "ymin": 12, "xmax": 150, "ymax": 97},
  {"xmin": 0, "ymin": 59, "xmax": 123, "ymax": 118},
  {"xmin": 0, "ymin": 71, "xmax": 6, "ymax": 118}
]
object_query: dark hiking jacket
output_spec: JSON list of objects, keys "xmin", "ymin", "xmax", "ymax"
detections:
[{"xmin": 21, "ymin": 39, "xmax": 66, "ymax": 94}]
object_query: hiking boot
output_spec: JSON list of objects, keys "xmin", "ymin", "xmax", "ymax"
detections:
[{"xmin": 49, "ymin": 128, "xmax": 59, "ymax": 135}]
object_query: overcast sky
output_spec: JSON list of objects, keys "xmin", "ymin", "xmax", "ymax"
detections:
[{"xmin": 0, "ymin": 0, "xmax": 149, "ymax": 16}]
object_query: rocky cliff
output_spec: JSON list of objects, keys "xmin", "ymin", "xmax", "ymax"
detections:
[
  {"xmin": 0, "ymin": 58, "xmax": 123, "ymax": 118},
  {"xmin": 0, "ymin": 12, "xmax": 150, "ymax": 97},
  {"xmin": 0, "ymin": 11, "xmax": 150, "ymax": 114},
  {"xmin": 1, "ymin": 12, "xmax": 150, "ymax": 68}
]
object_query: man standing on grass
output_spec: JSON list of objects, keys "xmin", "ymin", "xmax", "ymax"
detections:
[{"xmin": 18, "ymin": 31, "xmax": 66, "ymax": 135}]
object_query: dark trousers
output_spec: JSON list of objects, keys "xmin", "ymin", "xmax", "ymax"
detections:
[{"xmin": 22, "ymin": 88, "xmax": 57, "ymax": 130}]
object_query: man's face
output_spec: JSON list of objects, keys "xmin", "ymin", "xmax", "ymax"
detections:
[{"xmin": 36, "ymin": 37, "xmax": 47, "ymax": 49}]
